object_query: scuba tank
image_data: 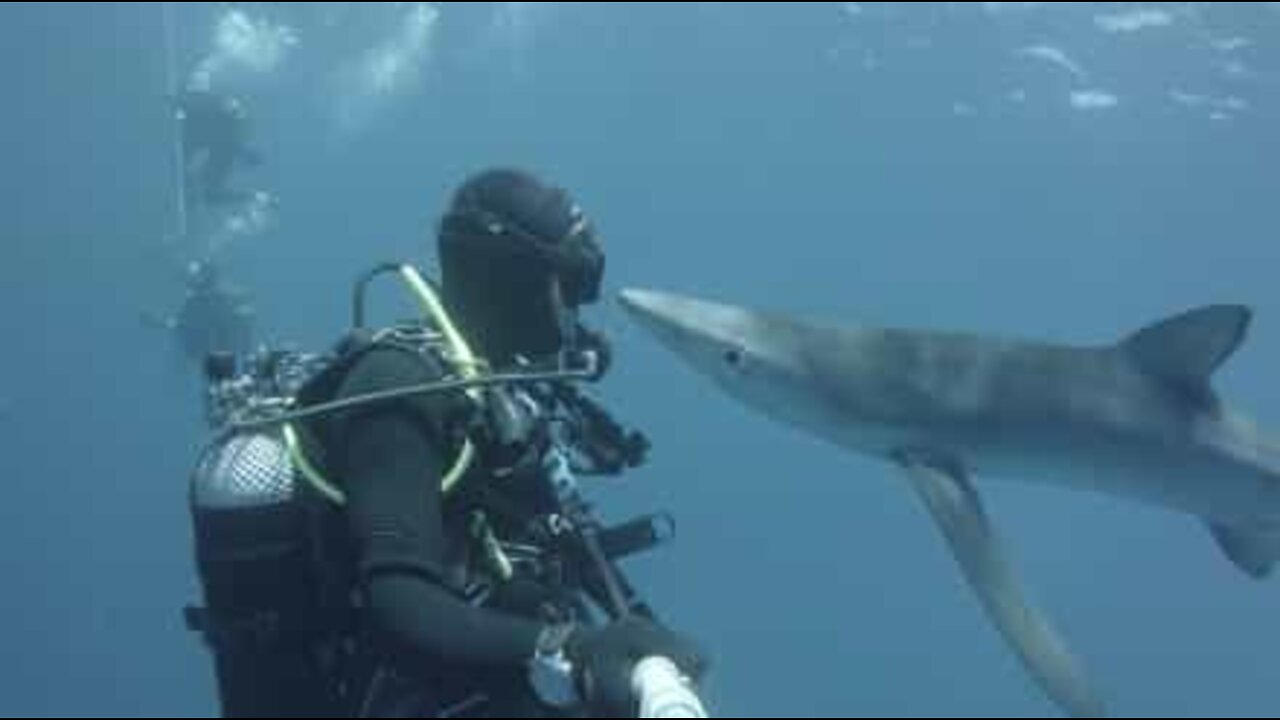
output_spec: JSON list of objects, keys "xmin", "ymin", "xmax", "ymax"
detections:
[
  {"xmin": 185, "ymin": 265, "xmax": 491, "ymax": 718},
  {"xmin": 188, "ymin": 350, "xmax": 352, "ymax": 718}
]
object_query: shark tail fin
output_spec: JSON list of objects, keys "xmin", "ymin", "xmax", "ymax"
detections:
[{"xmin": 1208, "ymin": 522, "xmax": 1280, "ymax": 579}]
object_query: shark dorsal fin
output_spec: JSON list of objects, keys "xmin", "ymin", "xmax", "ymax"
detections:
[{"xmin": 1121, "ymin": 305, "xmax": 1251, "ymax": 406}]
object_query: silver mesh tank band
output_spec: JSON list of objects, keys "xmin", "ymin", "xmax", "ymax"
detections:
[{"xmin": 192, "ymin": 433, "xmax": 296, "ymax": 510}]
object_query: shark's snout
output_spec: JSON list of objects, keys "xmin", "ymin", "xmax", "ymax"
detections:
[
  {"xmin": 617, "ymin": 288, "xmax": 690, "ymax": 339},
  {"xmin": 618, "ymin": 288, "xmax": 667, "ymax": 319},
  {"xmin": 617, "ymin": 287, "xmax": 729, "ymax": 370}
]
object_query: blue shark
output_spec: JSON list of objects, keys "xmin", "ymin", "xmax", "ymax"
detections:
[{"xmin": 620, "ymin": 289, "xmax": 1280, "ymax": 718}]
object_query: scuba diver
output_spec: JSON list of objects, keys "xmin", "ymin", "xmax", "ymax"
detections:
[
  {"xmin": 186, "ymin": 169, "xmax": 709, "ymax": 718},
  {"xmin": 150, "ymin": 260, "xmax": 256, "ymax": 368},
  {"xmin": 176, "ymin": 88, "xmax": 265, "ymax": 210}
]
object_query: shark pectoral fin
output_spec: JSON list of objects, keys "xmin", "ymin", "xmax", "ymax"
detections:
[
  {"xmin": 896, "ymin": 453, "xmax": 1106, "ymax": 719},
  {"xmin": 1208, "ymin": 522, "xmax": 1279, "ymax": 580}
]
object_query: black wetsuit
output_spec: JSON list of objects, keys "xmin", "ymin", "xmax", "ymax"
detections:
[{"xmin": 305, "ymin": 345, "xmax": 569, "ymax": 717}]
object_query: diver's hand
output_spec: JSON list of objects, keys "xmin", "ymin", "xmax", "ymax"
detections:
[{"xmin": 567, "ymin": 617, "xmax": 708, "ymax": 717}]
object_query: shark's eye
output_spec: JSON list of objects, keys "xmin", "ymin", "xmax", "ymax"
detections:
[{"xmin": 724, "ymin": 347, "xmax": 745, "ymax": 369}]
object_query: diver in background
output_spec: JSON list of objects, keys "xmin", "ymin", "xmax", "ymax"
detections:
[
  {"xmin": 150, "ymin": 260, "xmax": 256, "ymax": 368},
  {"xmin": 177, "ymin": 88, "xmax": 265, "ymax": 210}
]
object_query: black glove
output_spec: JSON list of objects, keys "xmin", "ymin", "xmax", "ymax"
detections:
[{"xmin": 565, "ymin": 617, "xmax": 708, "ymax": 717}]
